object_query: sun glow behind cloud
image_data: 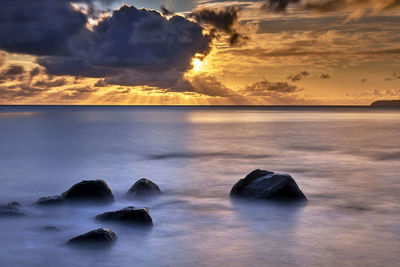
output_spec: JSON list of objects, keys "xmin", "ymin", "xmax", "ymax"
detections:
[{"xmin": 192, "ymin": 58, "xmax": 204, "ymax": 72}]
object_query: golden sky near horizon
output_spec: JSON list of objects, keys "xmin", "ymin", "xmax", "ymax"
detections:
[{"xmin": 0, "ymin": 0, "xmax": 400, "ymax": 105}]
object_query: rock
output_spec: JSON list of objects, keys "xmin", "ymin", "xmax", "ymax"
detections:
[
  {"xmin": 67, "ymin": 228, "xmax": 117, "ymax": 245},
  {"xmin": 34, "ymin": 195, "xmax": 64, "ymax": 205},
  {"xmin": 230, "ymin": 169, "xmax": 307, "ymax": 202},
  {"xmin": 0, "ymin": 202, "xmax": 25, "ymax": 217},
  {"xmin": 126, "ymin": 178, "xmax": 162, "ymax": 198},
  {"xmin": 96, "ymin": 206, "xmax": 153, "ymax": 226},
  {"xmin": 61, "ymin": 180, "xmax": 114, "ymax": 203}
]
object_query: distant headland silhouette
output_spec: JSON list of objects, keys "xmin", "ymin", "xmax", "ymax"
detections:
[{"xmin": 370, "ymin": 100, "xmax": 400, "ymax": 107}]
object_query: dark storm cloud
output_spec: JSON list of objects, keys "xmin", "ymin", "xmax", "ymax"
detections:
[
  {"xmin": 38, "ymin": 5, "xmax": 212, "ymax": 88},
  {"xmin": 261, "ymin": 0, "xmax": 300, "ymax": 12},
  {"xmin": 0, "ymin": 2, "xmax": 212, "ymax": 90},
  {"xmin": 191, "ymin": 7, "xmax": 239, "ymax": 34},
  {"xmin": 287, "ymin": 71, "xmax": 309, "ymax": 82},
  {"xmin": 242, "ymin": 79, "xmax": 302, "ymax": 96},
  {"xmin": 0, "ymin": 0, "xmax": 87, "ymax": 55},
  {"xmin": 320, "ymin": 73, "xmax": 331, "ymax": 79},
  {"xmin": 190, "ymin": 7, "xmax": 248, "ymax": 46},
  {"xmin": 88, "ymin": 6, "xmax": 210, "ymax": 70}
]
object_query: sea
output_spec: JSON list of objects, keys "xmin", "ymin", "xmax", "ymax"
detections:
[{"xmin": 0, "ymin": 106, "xmax": 399, "ymax": 267}]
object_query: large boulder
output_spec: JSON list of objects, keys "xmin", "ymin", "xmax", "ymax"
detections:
[
  {"xmin": 126, "ymin": 178, "xmax": 162, "ymax": 198},
  {"xmin": 0, "ymin": 202, "xmax": 25, "ymax": 217},
  {"xmin": 67, "ymin": 228, "xmax": 117, "ymax": 245},
  {"xmin": 96, "ymin": 206, "xmax": 153, "ymax": 226},
  {"xmin": 61, "ymin": 180, "xmax": 114, "ymax": 203},
  {"xmin": 34, "ymin": 195, "xmax": 64, "ymax": 206},
  {"xmin": 230, "ymin": 169, "xmax": 307, "ymax": 202}
]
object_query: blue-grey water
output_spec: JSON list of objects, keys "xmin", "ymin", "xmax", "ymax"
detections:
[{"xmin": 0, "ymin": 106, "xmax": 399, "ymax": 267}]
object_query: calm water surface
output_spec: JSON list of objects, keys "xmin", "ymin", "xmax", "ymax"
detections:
[{"xmin": 0, "ymin": 106, "xmax": 399, "ymax": 267}]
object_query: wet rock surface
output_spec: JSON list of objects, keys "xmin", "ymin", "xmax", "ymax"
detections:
[
  {"xmin": 67, "ymin": 228, "xmax": 117, "ymax": 244},
  {"xmin": 230, "ymin": 169, "xmax": 307, "ymax": 202},
  {"xmin": 61, "ymin": 180, "xmax": 114, "ymax": 203},
  {"xmin": 35, "ymin": 195, "xmax": 64, "ymax": 205},
  {"xmin": 126, "ymin": 178, "xmax": 162, "ymax": 198},
  {"xmin": 96, "ymin": 206, "xmax": 153, "ymax": 226}
]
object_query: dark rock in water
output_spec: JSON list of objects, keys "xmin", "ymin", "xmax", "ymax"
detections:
[
  {"xmin": 35, "ymin": 195, "xmax": 64, "ymax": 205},
  {"xmin": 230, "ymin": 169, "xmax": 307, "ymax": 202},
  {"xmin": 61, "ymin": 180, "xmax": 114, "ymax": 203},
  {"xmin": 126, "ymin": 178, "xmax": 162, "ymax": 198},
  {"xmin": 67, "ymin": 228, "xmax": 117, "ymax": 244},
  {"xmin": 96, "ymin": 206, "xmax": 153, "ymax": 226},
  {"xmin": 0, "ymin": 202, "xmax": 25, "ymax": 217}
]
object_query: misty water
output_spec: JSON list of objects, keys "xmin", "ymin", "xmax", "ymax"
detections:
[{"xmin": 0, "ymin": 106, "xmax": 399, "ymax": 267}]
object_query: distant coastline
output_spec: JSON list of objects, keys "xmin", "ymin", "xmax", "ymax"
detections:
[{"xmin": 370, "ymin": 100, "xmax": 400, "ymax": 107}]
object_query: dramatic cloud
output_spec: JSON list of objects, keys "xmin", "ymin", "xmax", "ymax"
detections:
[
  {"xmin": 29, "ymin": 67, "xmax": 41, "ymax": 81},
  {"xmin": 37, "ymin": 5, "xmax": 212, "ymax": 89},
  {"xmin": 262, "ymin": 0, "xmax": 300, "ymax": 12},
  {"xmin": 0, "ymin": 51, "xmax": 5, "ymax": 67},
  {"xmin": 0, "ymin": 83, "xmax": 44, "ymax": 100},
  {"xmin": 0, "ymin": 0, "xmax": 87, "ymax": 55},
  {"xmin": 320, "ymin": 73, "xmax": 331, "ymax": 79},
  {"xmin": 304, "ymin": 0, "xmax": 400, "ymax": 13},
  {"xmin": 384, "ymin": 72, "xmax": 400, "ymax": 81},
  {"xmin": 0, "ymin": 65, "xmax": 26, "ymax": 83},
  {"xmin": 242, "ymin": 79, "xmax": 302, "ymax": 96},
  {"xmin": 190, "ymin": 7, "xmax": 248, "ymax": 46},
  {"xmin": 101, "ymin": 69, "xmax": 193, "ymax": 91},
  {"xmin": 33, "ymin": 78, "xmax": 67, "ymax": 88},
  {"xmin": 161, "ymin": 6, "xmax": 175, "ymax": 16},
  {"xmin": 0, "ymin": 2, "xmax": 212, "ymax": 90},
  {"xmin": 58, "ymin": 86, "xmax": 99, "ymax": 100},
  {"xmin": 261, "ymin": 0, "xmax": 400, "ymax": 15},
  {"xmin": 190, "ymin": 74, "xmax": 234, "ymax": 97},
  {"xmin": 288, "ymin": 71, "xmax": 309, "ymax": 82},
  {"xmin": 191, "ymin": 7, "xmax": 239, "ymax": 34}
]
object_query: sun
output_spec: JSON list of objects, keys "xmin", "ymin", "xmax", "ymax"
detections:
[{"xmin": 192, "ymin": 58, "xmax": 203, "ymax": 72}]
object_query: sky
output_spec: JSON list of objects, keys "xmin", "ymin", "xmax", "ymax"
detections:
[{"xmin": 0, "ymin": 0, "xmax": 399, "ymax": 105}]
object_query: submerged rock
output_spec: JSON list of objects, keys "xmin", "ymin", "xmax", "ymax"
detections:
[
  {"xmin": 34, "ymin": 195, "xmax": 64, "ymax": 206},
  {"xmin": 230, "ymin": 169, "xmax": 307, "ymax": 202},
  {"xmin": 0, "ymin": 202, "xmax": 25, "ymax": 217},
  {"xmin": 96, "ymin": 206, "xmax": 153, "ymax": 226},
  {"xmin": 67, "ymin": 228, "xmax": 117, "ymax": 244},
  {"xmin": 61, "ymin": 180, "xmax": 114, "ymax": 203},
  {"xmin": 126, "ymin": 178, "xmax": 162, "ymax": 198}
]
